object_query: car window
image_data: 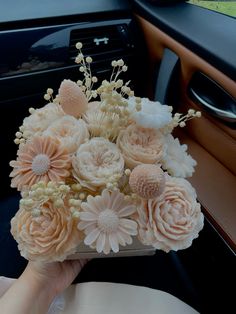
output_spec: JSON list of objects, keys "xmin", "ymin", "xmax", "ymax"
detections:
[{"xmin": 187, "ymin": 0, "xmax": 236, "ymax": 17}]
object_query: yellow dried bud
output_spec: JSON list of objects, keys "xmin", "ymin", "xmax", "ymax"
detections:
[
  {"xmin": 86, "ymin": 56, "xmax": 92, "ymax": 63},
  {"xmin": 47, "ymin": 88, "xmax": 53, "ymax": 95},
  {"xmin": 44, "ymin": 94, "xmax": 51, "ymax": 101},
  {"xmin": 76, "ymin": 42, "xmax": 83, "ymax": 49}
]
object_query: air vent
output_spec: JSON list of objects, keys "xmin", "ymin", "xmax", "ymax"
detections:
[{"xmin": 69, "ymin": 24, "xmax": 133, "ymax": 66}]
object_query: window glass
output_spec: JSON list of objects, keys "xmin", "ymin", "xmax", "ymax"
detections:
[{"xmin": 187, "ymin": 0, "xmax": 236, "ymax": 17}]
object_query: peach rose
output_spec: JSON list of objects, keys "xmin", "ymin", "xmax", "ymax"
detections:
[
  {"xmin": 11, "ymin": 200, "xmax": 82, "ymax": 262},
  {"xmin": 136, "ymin": 176, "xmax": 204, "ymax": 252},
  {"xmin": 22, "ymin": 103, "xmax": 65, "ymax": 139},
  {"xmin": 116, "ymin": 124, "xmax": 166, "ymax": 169},
  {"xmin": 44, "ymin": 116, "xmax": 89, "ymax": 154}
]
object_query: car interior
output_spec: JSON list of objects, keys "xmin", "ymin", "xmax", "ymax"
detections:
[{"xmin": 0, "ymin": 1, "xmax": 235, "ymax": 313}]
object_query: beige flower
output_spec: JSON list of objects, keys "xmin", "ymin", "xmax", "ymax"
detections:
[
  {"xmin": 117, "ymin": 124, "xmax": 167, "ymax": 169},
  {"xmin": 78, "ymin": 189, "xmax": 138, "ymax": 254},
  {"xmin": 83, "ymin": 102, "xmax": 121, "ymax": 140},
  {"xmin": 21, "ymin": 103, "xmax": 65, "ymax": 139},
  {"xmin": 136, "ymin": 176, "xmax": 204, "ymax": 252},
  {"xmin": 58, "ymin": 79, "xmax": 88, "ymax": 118},
  {"xmin": 44, "ymin": 115, "xmax": 89, "ymax": 154},
  {"xmin": 10, "ymin": 136, "xmax": 71, "ymax": 191},
  {"xmin": 129, "ymin": 164, "xmax": 165, "ymax": 199},
  {"xmin": 162, "ymin": 134, "xmax": 197, "ymax": 178},
  {"xmin": 72, "ymin": 137, "xmax": 124, "ymax": 190},
  {"xmin": 11, "ymin": 200, "xmax": 82, "ymax": 262}
]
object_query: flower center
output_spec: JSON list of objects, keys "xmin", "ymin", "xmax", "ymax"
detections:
[
  {"xmin": 32, "ymin": 154, "xmax": 51, "ymax": 175},
  {"xmin": 97, "ymin": 209, "xmax": 119, "ymax": 233}
]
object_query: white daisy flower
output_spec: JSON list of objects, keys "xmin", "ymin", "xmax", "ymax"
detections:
[{"xmin": 78, "ymin": 189, "xmax": 138, "ymax": 254}]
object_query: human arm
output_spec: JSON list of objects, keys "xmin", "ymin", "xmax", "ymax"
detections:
[{"xmin": 0, "ymin": 259, "xmax": 88, "ymax": 314}]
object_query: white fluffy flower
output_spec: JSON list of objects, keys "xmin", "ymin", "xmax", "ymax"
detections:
[
  {"xmin": 162, "ymin": 135, "xmax": 197, "ymax": 178},
  {"xmin": 43, "ymin": 115, "xmax": 89, "ymax": 154},
  {"xmin": 78, "ymin": 189, "xmax": 138, "ymax": 254},
  {"xmin": 129, "ymin": 97, "xmax": 173, "ymax": 130}
]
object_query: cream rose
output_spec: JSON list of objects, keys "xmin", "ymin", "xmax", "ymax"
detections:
[
  {"xmin": 11, "ymin": 200, "xmax": 82, "ymax": 262},
  {"xmin": 136, "ymin": 176, "xmax": 204, "ymax": 252},
  {"xmin": 44, "ymin": 115, "xmax": 89, "ymax": 154},
  {"xmin": 117, "ymin": 124, "xmax": 166, "ymax": 169},
  {"xmin": 22, "ymin": 103, "xmax": 65, "ymax": 139},
  {"xmin": 72, "ymin": 137, "xmax": 124, "ymax": 190}
]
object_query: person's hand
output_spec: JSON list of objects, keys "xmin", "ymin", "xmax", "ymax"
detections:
[
  {"xmin": 0, "ymin": 259, "xmax": 89, "ymax": 314},
  {"xmin": 26, "ymin": 259, "xmax": 89, "ymax": 297}
]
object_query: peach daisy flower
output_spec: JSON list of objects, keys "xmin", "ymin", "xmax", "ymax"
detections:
[
  {"xmin": 10, "ymin": 136, "xmax": 71, "ymax": 191},
  {"xmin": 78, "ymin": 189, "xmax": 138, "ymax": 254}
]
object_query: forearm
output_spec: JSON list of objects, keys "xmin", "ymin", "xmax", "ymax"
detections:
[{"xmin": 0, "ymin": 266, "xmax": 56, "ymax": 314}]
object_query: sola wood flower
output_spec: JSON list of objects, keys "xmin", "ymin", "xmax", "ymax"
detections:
[
  {"xmin": 11, "ymin": 199, "xmax": 82, "ymax": 262},
  {"xmin": 83, "ymin": 104, "xmax": 121, "ymax": 140},
  {"xmin": 162, "ymin": 134, "xmax": 197, "ymax": 178},
  {"xmin": 117, "ymin": 124, "xmax": 167, "ymax": 169},
  {"xmin": 44, "ymin": 115, "xmax": 89, "ymax": 154},
  {"xmin": 129, "ymin": 164, "xmax": 165, "ymax": 199},
  {"xmin": 129, "ymin": 97, "xmax": 173, "ymax": 130},
  {"xmin": 72, "ymin": 137, "xmax": 124, "ymax": 190},
  {"xmin": 136, "ymin": 176, "xmax": 204, "ymax": 252},
  {"xmin": 78, "ymin": 189, "xmax": 138, "ymax": 254},
  {"xmin": 10, "ymin": 136, "xmax": 71, "ymax": 191},
  {"xmin": 21, "ymin": 103, "xmax": 65, "ymax": 139},
  {"xmin": 58, "ymin": 79, "xmax": 88, "ymax": 118}
]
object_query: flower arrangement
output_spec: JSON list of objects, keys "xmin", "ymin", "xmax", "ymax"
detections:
[{"xmin": 9, "ymin": 42, "xmax": 204, "ymax": 262}]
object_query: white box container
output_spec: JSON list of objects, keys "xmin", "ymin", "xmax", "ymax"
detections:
[{"xmin": 68, "ymin": 238, "xmax": 156, "ymax": 259}]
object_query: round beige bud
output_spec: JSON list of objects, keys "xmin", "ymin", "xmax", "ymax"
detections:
[{"xmin": 129, "ymin": 164, "xmax": 165, "ymax": 199}]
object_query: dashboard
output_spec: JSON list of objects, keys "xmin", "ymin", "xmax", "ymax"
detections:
[{"xmin": 0, "ymin": 0, "xmax": 147, "ymax": 198}]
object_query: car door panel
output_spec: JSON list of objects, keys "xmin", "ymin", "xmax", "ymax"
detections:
[{"xmin": 132, "ymin": 4, "xmax": 236, "ymax": 252}]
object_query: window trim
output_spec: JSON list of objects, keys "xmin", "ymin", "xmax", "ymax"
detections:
[{"xmin": 132, "ymin": 0, "xmax": 236, "ymax": 81}]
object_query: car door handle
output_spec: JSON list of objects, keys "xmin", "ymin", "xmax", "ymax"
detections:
[
  {"xmin": 190, "ymin": 88, "xmax": 236, "ymax": 123},
  {"xmin": 188, "ymin": 72, "xmax": 236, "ymax": 124}
]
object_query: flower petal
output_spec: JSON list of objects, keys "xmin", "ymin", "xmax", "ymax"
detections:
[
  {"xmin": 118, "ymin": 205, "xmax": 136, "ymax": 217},
  {"xmin": 118, "ymin": 231, "xmax": 132, "ymax": 245},
  {"xmin": 77, "ymin": 221, "xmax": 96, "ymax": 231},
  {"xmin": 96, "ymin": 232, "xmax": 106, "ymax": 253},
  {"xmin": 80, "ymin": 212, "xmax": 97, "ymax": 221},
  {"xmin": 120, "ymin": 219, "xmax": 138, "ymax": 231},
  {"xmin": 84, "ymin": 228, "xmax": 100, "ymax": 246},
  {"xmin": 109, "ymin": 233, "xmax": 119, "ymax": 253}
]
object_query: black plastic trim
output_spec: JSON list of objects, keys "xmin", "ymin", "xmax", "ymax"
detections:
[
  {"xmin": 154, "ymin": 48, "xmax": 179, "ymax": 103},
  {"xmin": 132, "ymin": 0, "xmax": 236, "ymax": 81},
  {"xmin": 188, "ymin": 72, "xmax": 236, "ymax": 125},
  {"xmin": 0, "ymin": 0, "xmax": 131, "ymax": 25}
]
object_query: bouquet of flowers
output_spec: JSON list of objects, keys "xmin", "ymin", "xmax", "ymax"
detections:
[{"xmin": 9, "ymin": 42, "xmax": 204, "ymax": 262}]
